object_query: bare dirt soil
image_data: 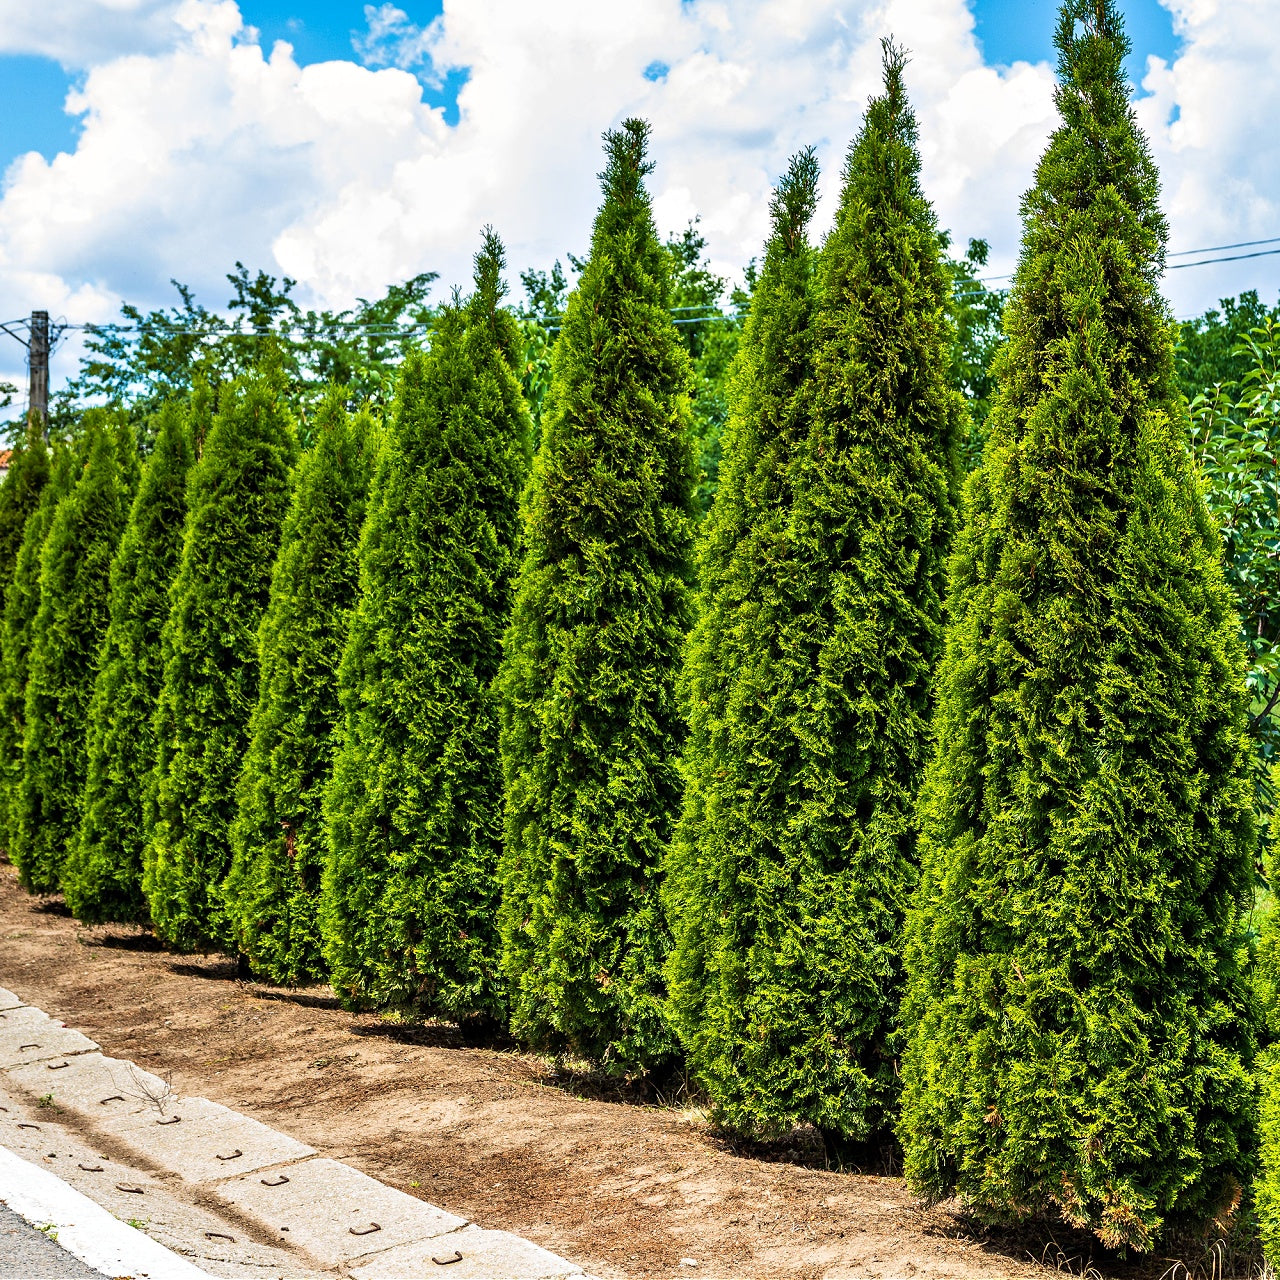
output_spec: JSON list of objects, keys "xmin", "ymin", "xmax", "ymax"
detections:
[{"xmin": 0, "ymin": 864, "xmax": 1226, "ymax": 1280}]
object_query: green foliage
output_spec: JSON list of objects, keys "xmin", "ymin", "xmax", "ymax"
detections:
[
  {"xmin": 516, "ymin": 234, "xmax": 747, "ymax": 510},
  {"xmin": 63, "ymin": 399, "xmax": 196, "ymax": 924},
  {"xmin": 1189, "ymin": 320, "xmax": 1280, "ymax": 843},
  {"xmin": 143, "ymin": 371, "xmax": 297, "ymax": 951},
  {"xmin": 321, "ymin": 233, "xmax": 530, "ymax": 1016},
  {"xmin": 497, "ymin": 120, "xmax": 696, "ymax": 1073},
  {"xmin": 899, "ymin": 1, "xmax": 1257, "ymax": 1250},
  {"xmin": 0, "ymin": 425, "xmax": 52, "ymax": 615},
  {"xmin": 515, "ymin": 262, "xmax": 572, "ymax": 440},
  {"xmin": 0, "ymin": 443, "xmax": 71, "ymax": 856},
  {"xmin": 665, "ymin": 221, "xmax": 749, "ymax": 515},
  {"xmin": 12, "ymin": 419, "xmax": 132, "ymax": 894},
  {"xmin": 224, "ymin": 393, "xmax": 377, "ymax": 985},
  {"xmin": 1179, "ymin": 291, "xmax": 1280, "ymax": 401},
  {"xmin": 1256, "ymin": 1048, "xmax": 1280, "ymax": 1266},
  {"xmin": 66, "ymin": 266, "xmax": 438, "ymax": 435},
  {"xmin": 666, "ymin": 40, "xmax": 961, "ymax": 1144},
  {"xmin": 943, "ymin": 235, "xmax": 1007, "ymax": 466}
]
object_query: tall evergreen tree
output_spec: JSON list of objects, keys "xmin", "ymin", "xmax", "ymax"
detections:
[
  {"xmin": 663, "ymin": 150, "xmax": 820, "ymax": 1122},
  {"xmin": 0, "ymin": 444, "xmax": 71, "ymax": 856},
  {"xmin": 0, "ymin": 424, "xmax": 51, "ymax": 614},
  {"xmin": 321, "ymin": 234, "xmax": 530, "ymax": 1015},
  {"xmin": 497, "ymin": 120, "xmax": 697, "ymax": 1072},
  {"xmin": 899, "ymin": 1, "xmax": 1256, "ymax": 1250},
  {"xmin": 63, "ymin": 399, "xmax": 197, "ymax": 923},
  {"xmin": 225, "ymin": 392, "xmax": 378, "ymax": 985},
  {"xmin": 143, "ymin": 371, "xmax": 297, "ymax": 951},
  {"xmin": 665, "ymin": 46, "xmax": 961, "ymax": 1144},
  {"xmin": 12, "ymin": 420, "xmax": 132, "ymax": 894}
]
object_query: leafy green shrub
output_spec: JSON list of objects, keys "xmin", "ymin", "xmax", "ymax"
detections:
[
  {"xmin": 1258, "ymin": 1049, "xmax": 1280, "ymax": 1266},
  {"xmin": 1187, "ymin": 318, "xmax": 1280, "ymax": 840},
  {"xmin": 13, "ymin": 419, "xmax": 132, "ymax": 893},
  {"xmin": 144, "ymin": 371, "xmax": 297, "ymax": 951},
  {"xmin": 899, "ymin": 1, "xmax": 1257, "ymax": 1250},
  {"xmin": 225, "ymin": 392, "xmax": 377, "ymax": 984},
  {"xmin": 497, "ymin": 120, "xmax": 697, "ymax": 1072},
  {"xmin": 0, "ymin": 424, "xmax": 51, "ymax": 614},
  {"xmin": 0, "ymin": 443, "xmax": 71, "ymax": 856},
  {"xmin": 665, "ymin": 44, "xmax": 961, "ymax": 1144},
  {"xmin": 321, "ymin": 233, "xmax": 529, "ymax": 1016},
  {"xmin": 63, "ymin": 399, "xmax": 196, "ymax": 923}
]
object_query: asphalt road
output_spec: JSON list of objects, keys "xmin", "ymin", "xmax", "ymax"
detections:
[{"xmin": 0, "ymin": 1202, "xmax": 101, "ymax": 1278}]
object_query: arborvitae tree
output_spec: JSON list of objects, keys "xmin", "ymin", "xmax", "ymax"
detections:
[
  {"xmin": 665, "ymin": 47, "xmax": 961, "ymax": 1144},
  {"xmin": 63, "ymin": 400, "xmax": 196, "ymax": 923},
  {"xmin": 1259, "ymin": 1055, "xmax": 1280, "ymax": 1269},
  {"xmin": 899, "ymin": 1, "xmax": 1256, "ymax": 1250},
  {"xmin": 0, "ymin": 424, "xmax": 51, "ymax": 613},
  {"xmin": 321, "ymin": 234, "xmax": 530, "ymax": 1016},
  {"xmin": 225, "ymin": 392, "xmax": 378, "ymax": 985},
  {"xmin": 12, "ymin": 419, "xmax": 132, "ymax": 894},
  {"xmin": 0, "ymin": 445, "xmax": 71, "ymax": 856},
  {"xmin": 143, "ymin": 370, "xmax": 297, "ymax": 951},
  {"xmin": 497, "ymin": 120, "xmax": 697, "ymax": 1072},
  {"xmin": 663, "ymin": 151, "xmax": 820, "ymax": 1119},
  {"xmin": 1254, "ymin": 768, "xmax": 1280, "ymax": 1266}
]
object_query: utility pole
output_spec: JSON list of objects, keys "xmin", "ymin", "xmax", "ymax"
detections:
[{"xmin": 28, "ymin": 310, "xmax": 49, "ymax": 434}]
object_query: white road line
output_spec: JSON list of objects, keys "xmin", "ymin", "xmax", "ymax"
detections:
[{"xmin": 0, "ymin": 1142, "xmax": 217, "ymax": 1279}]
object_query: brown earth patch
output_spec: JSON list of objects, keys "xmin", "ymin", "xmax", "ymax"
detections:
[{"xmin": 0, "ymin": 864, "xmax": 1238, "ymax": 1279}]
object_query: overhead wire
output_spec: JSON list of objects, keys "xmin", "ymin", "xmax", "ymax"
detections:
[{"xmin": 8, "ymin": 232, "xmax": 1276, "ymax": 345}]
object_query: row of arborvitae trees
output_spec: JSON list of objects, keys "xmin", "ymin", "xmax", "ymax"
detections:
[{"xmin": 0, "ymin": 0, "xmax": 1276, "ymax": 1260}]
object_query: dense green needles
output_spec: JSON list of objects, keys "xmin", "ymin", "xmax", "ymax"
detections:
[
  {"xmin": 321, "ymin": 232, "xmax": 530, "ymax": 1017},
  {"xmin": 0, "ymin": 443, "xmax": 71, "ymax": 858},
  {"xmin": 64, "ymin": 399, "xmax": 197, "ymax": 923},
  {"xmin": 665, "ymin": 43, "xmax": 961, "ymax": 1143},
  {"xmin": 225, "ymin": 391, "xmax": 377, "ymax": 985},
  {"xmin": 899, "ymin": 0, "xmax": 1257, "ymax": 1250},
  {"xmin": 144, "ymin": 370, "xmax": 298, "ymax": 950},
  {"xmin": 13, "ymin": 419, "xmax": 133, "ymax": 894},
  {"xmin": 0, "ymin": 424, "xmax": 51, "ymax": 615},
  {"xmin": 497, "ymin": 120, "xmax": 697, "ymax": 1072}
]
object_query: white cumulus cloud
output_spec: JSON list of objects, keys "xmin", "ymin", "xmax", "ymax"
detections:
[{"xmin": 0, "ymin": 0, "xmax": 1277, "ymax": 393}]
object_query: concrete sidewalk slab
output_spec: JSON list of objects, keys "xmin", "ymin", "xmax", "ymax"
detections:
[
  {"xmin": 0, "ymin": 1007, "xmax": 98, "ymax": 1070},
  {"xmin": 102, "ymin": 1097, "xmax": 315, "ymax": 1184},
  {"xmin": 0, "ymin": 987, "xmax": 23, "ymax": 1012},
  {"xmin": 349, "ymin": 1226, "xmax": 583, "ymax": 1279},
  {"xmin": 213, "ymin": 1156, "xmax": 466, "ymax": 1265},
  {"xmin": 0, "ymin": 1080, "xmax": 326, "ymax": 1278},
  {"xmin": 0, "ymin": 989, "xmax": 590, "ymax": 1279},
  {"xmin": 9, "ymin": 1051, "xmax": 167, "ymax": 1122}
]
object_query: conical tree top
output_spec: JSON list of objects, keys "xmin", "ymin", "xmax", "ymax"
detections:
[
  {"xmin": 498, "ymin": 117, "xmax": 695, "ymax": 1072},
  {"xmin": 771, "ymin": 146, "xmax": 820, "ymax": 257},
  {"xmin": 694, "ymin": 144, "xmax": 818, "ymax": 578},
  {"xmin": 840, "ymin": 39, "xmax": 918, "ymax": 202},
  {"xmin": 1016, "ymin": 0, "xmax": 1166, "ymax": 326},
  {"xmin": 471, "ymin": 224, "xmax": 506, "ymax": 320}
]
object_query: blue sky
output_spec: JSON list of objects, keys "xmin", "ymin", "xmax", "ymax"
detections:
[
  {"xmin": 0, "ymin": 0, "xmax": 1180, "ymax": 173},
  {"xmin": 1, "ymin": 0, "xmax": 1276, "ymax": 389},
  {"xmin": 2, "ymin": 2, "xmax": 460, "ymax": 166}
]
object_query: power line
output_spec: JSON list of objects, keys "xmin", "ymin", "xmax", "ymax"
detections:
[
  {"xmin": 1168, "ymin": 235, "xmax": 1280, "ymax": 258},
  {"xmin": 1169, "ymin": 247, "xmax": 1280, "ymax": 270},
  {"xmin": 975, "ymin": 233, "xmax": 1280, "ymax": 284}
]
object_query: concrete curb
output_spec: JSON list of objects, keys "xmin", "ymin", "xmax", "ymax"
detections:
[
  {"xmin": 0, "ymin": 1141, "xmax": 218, "ymax": 1279},
  {"xmin": 0, "ymin": 984, "xmax": 593, "ymax": 1279}
]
